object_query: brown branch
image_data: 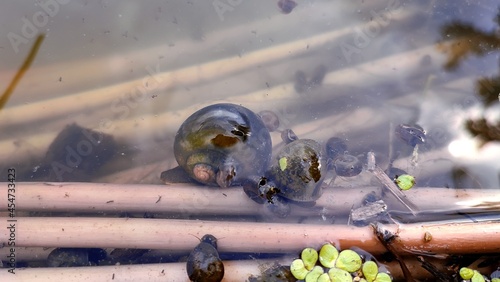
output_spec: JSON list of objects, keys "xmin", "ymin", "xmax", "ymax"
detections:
[
  {"xmin": 0, "ymin": 182, "xmax": 498, "ymax": 216},
  {"xmin": 0, "ymin": 257, "xmax": 445, "ymax": 282},
  {"xmin": 1, "ymin": 217, "xmax": 499, "ymax": 255}
]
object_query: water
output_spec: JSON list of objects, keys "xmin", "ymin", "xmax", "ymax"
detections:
[{"xmin": 0, "ymin": 1, "xmax": 499, "ymax": 281}]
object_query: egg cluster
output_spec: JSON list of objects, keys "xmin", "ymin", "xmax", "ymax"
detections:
[{"xmin": 290, "ymin": 243, "xmax": 392, "ymax": 282}]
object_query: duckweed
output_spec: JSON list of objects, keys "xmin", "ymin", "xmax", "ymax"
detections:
[
  {"xmin": 290, "ymin": 258, "xmax": 308, "ymax": 279},
  {"xmin": 460, "ymin": 267, "xmax": 475, "ymax": 280},
  {"xmin": 335, "ymin": 250, "xmax": 362, "ymax": 273},
  {"xmin": 328, "ymin": 267, "xmax": 351, "ymax": 282},
  {"xmin": 319, "ymin": 243, "xmax": 339, "ymax": 268},
  {"xmin": 302, "ymin": 247, "xmax": 319, "ymax": 270},
  {"xmin": 394, "ymin": 174, "xmax": 416, "ymax": 190},
  {"xmin": 306, "ymin": 266, "xmax": 326, "ymax": 282},
  {"xmin": 471, "ymin": 270, "xmax": 485, "ymax": 282},
  {"xmin": 289, "ymin": 244, "xmax": 392, "ymax": 282},
  {"xmin": 374, "ymin": 273, "xmax": 392, "ymax": 282},
  {"xmin": 362, "ymin": 261, "xmax": 378, "ymax": 282}
]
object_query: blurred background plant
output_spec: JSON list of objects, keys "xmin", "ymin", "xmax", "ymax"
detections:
[{"xmin": 438, "ymin": 8, "xmax": 500, "ymax": 147}]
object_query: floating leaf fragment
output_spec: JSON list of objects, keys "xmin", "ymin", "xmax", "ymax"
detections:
[
  {"xmin": 290, "ymin": 258, "xmax": 308, "ymax": 279},
  {"xmin": 335, "ymin": 250, "xmax": 362, "ymax": 272}
]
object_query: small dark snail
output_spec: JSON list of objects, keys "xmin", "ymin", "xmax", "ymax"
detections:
[
  {"xmin": 325, "ymin": 137, "xmax": 348, "ymax": 161},
  {"xmin": 332, "ymin": 154, "xmax": 363, "ymax": 177},
  {"xmin": 259, "ymin": 110, "xmax": 280, "ymax": 132},
  {"xmin": 280, "ymin": 128, "xmax": 299, "ymax": 144},
  {"xmin": 293, "ymin": 65, "xmax": 328, "ymax": 94},
  {"xmin": 277, "ymin": 0, "xmax": 298, "ymax": 14},
  {"xmin": 186, "ymin": 234, "xmax": 224, "ymax": 282},
  {"xmin": 244, "ymin": 139, "xmax": 326, "ymax": 217},
  {"xmin": 161, "ymin": 103, "xmax": 272, "ymax": 187}
]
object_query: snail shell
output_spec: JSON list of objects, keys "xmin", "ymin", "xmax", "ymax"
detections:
[
  {"xmin": 264, "ymin": 139, "xmax": 326, "ymax": 202},
  {"xmin": 186, "ymin": 234, "xmax": 224, "ymax": 282},
  {"xmin": 173, "ymin": 103, "xmax": 272, "ymax": 187}
]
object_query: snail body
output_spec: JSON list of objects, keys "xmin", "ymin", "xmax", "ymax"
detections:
[
  {"xmin": 164, "ymin": 103, "xmax": 272, "ymax": 187},
  {"xmin": 186, "ymin": 234, "xmax": 224, "ymax": 282}
]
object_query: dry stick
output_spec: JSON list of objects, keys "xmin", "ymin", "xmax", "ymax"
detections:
[
  {"xmin": 0, "ymin": 260, "xmax": 272, "ymax": 282},
  {"xmin": 1, "ymin": 217, "xmax": 500, "ymax": 255},
  {"xmin": 0, "ymin": 34, "xmax": 44, "ymax": 110},
  {"xmin": 0, "ymin": 257, "xmax": 438, "ymax": 282},
  {"xmin": 0, "ymin": 248, "xmax": 446, "ymax": 281}
]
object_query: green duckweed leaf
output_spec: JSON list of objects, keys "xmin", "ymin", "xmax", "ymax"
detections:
[
  {"xmin": 328, "ymin": 267, "xmax": 352, "ymax": 282},
  {"xmin": 471, "ymin": 270, "xmax": 485, "ymax": 282},
  {"xmin": 301, "ymin": 247, "xmax": 319, "ymax": 271},
  {"xmin": 374, "ymin": 272, "xmax": 392, "ymax": 282},
  {"xmin": 318, "ymin": 273, "xmax": 331, "ymax": 282},
  {"xmin": 335, "ymin": 250, "xmax": 362, "ymax": 272},
  {"xmin": 460, "ymin": 267, "xmax": 474, "ymax": 280},
  {"xmin": 362, "ymin": 261, "xmax": 379, "ymax": 282},
  {"xmin": 290, "ymin": 258, "xmax": 308, "ymax": 279},
  {"xmin": 394, "ymin": 174, "xmax": 416, "ymax": 190},
  {"xmin": 319, "ymin": 243, "xmax": 339, "ymax": 268},
  {"xmin": 305, "ymin": 265, "xmax": 325, "ymax": 282}
]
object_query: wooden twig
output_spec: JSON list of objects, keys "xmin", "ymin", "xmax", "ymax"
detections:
[
  {"xmin": 1, "ymin": 216, "xmax": 499, "ymax": 255},
  {"xmin": 1, "ymin": 183, "xmax": 499, "ymax": 216},
  {"xmin": 0, "ymin": 257, "xmax": 442, "ymax": 282}
]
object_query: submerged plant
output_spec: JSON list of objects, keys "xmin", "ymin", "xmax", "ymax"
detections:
[{"xmin": 290, "ymin": 243, "xmax": 392, "ymax": 282}]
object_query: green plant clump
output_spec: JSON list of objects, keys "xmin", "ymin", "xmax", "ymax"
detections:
[
  {"xmin": 459, "ymin": 267, "xmax": 500, "ymax": 282},
  {"xmin": 290, "ymin": 243, "xmax": 392, "ymax": 282}
]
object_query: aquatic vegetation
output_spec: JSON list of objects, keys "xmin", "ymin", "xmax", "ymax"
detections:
[
  {"xmin": 393, "ymin": 174, "xmax": 416, "ymax": 191},
  {"xmin": 458, "ymin": 267, "xmax": 500, "ymax": 282},
  {"xmin": 0, "ymin": 34, "xmax": 44, "ymax": 110},
  {"xmin": 290, "ymin": 243, "xmax": 392, "ymax": 282}
]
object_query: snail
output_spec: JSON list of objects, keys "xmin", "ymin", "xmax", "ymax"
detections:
[
  {"xmin": 244, "ymin": 139, "xmax": 326, "ymax": 217},
  {"xmin": 277, "ymin": 0, "xmax": 298, "ymax": 14},
  {"xmin": 161, "ymin": 103, "xmax": 272, "ymax": 188},
  {"xmin": 325, "ymin": 137, "xmax": 362, "ymax": 177},
  {"xmin": 395, "ymin": 124, "xmax": 426, "ymax": 147},
  {"xmin": 332, "ymin": 154, "xmax": 363, "ymax": 177},
  {"xmin": 186, "ymin": 234, "xmax": 224, "ymax": 282}
]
